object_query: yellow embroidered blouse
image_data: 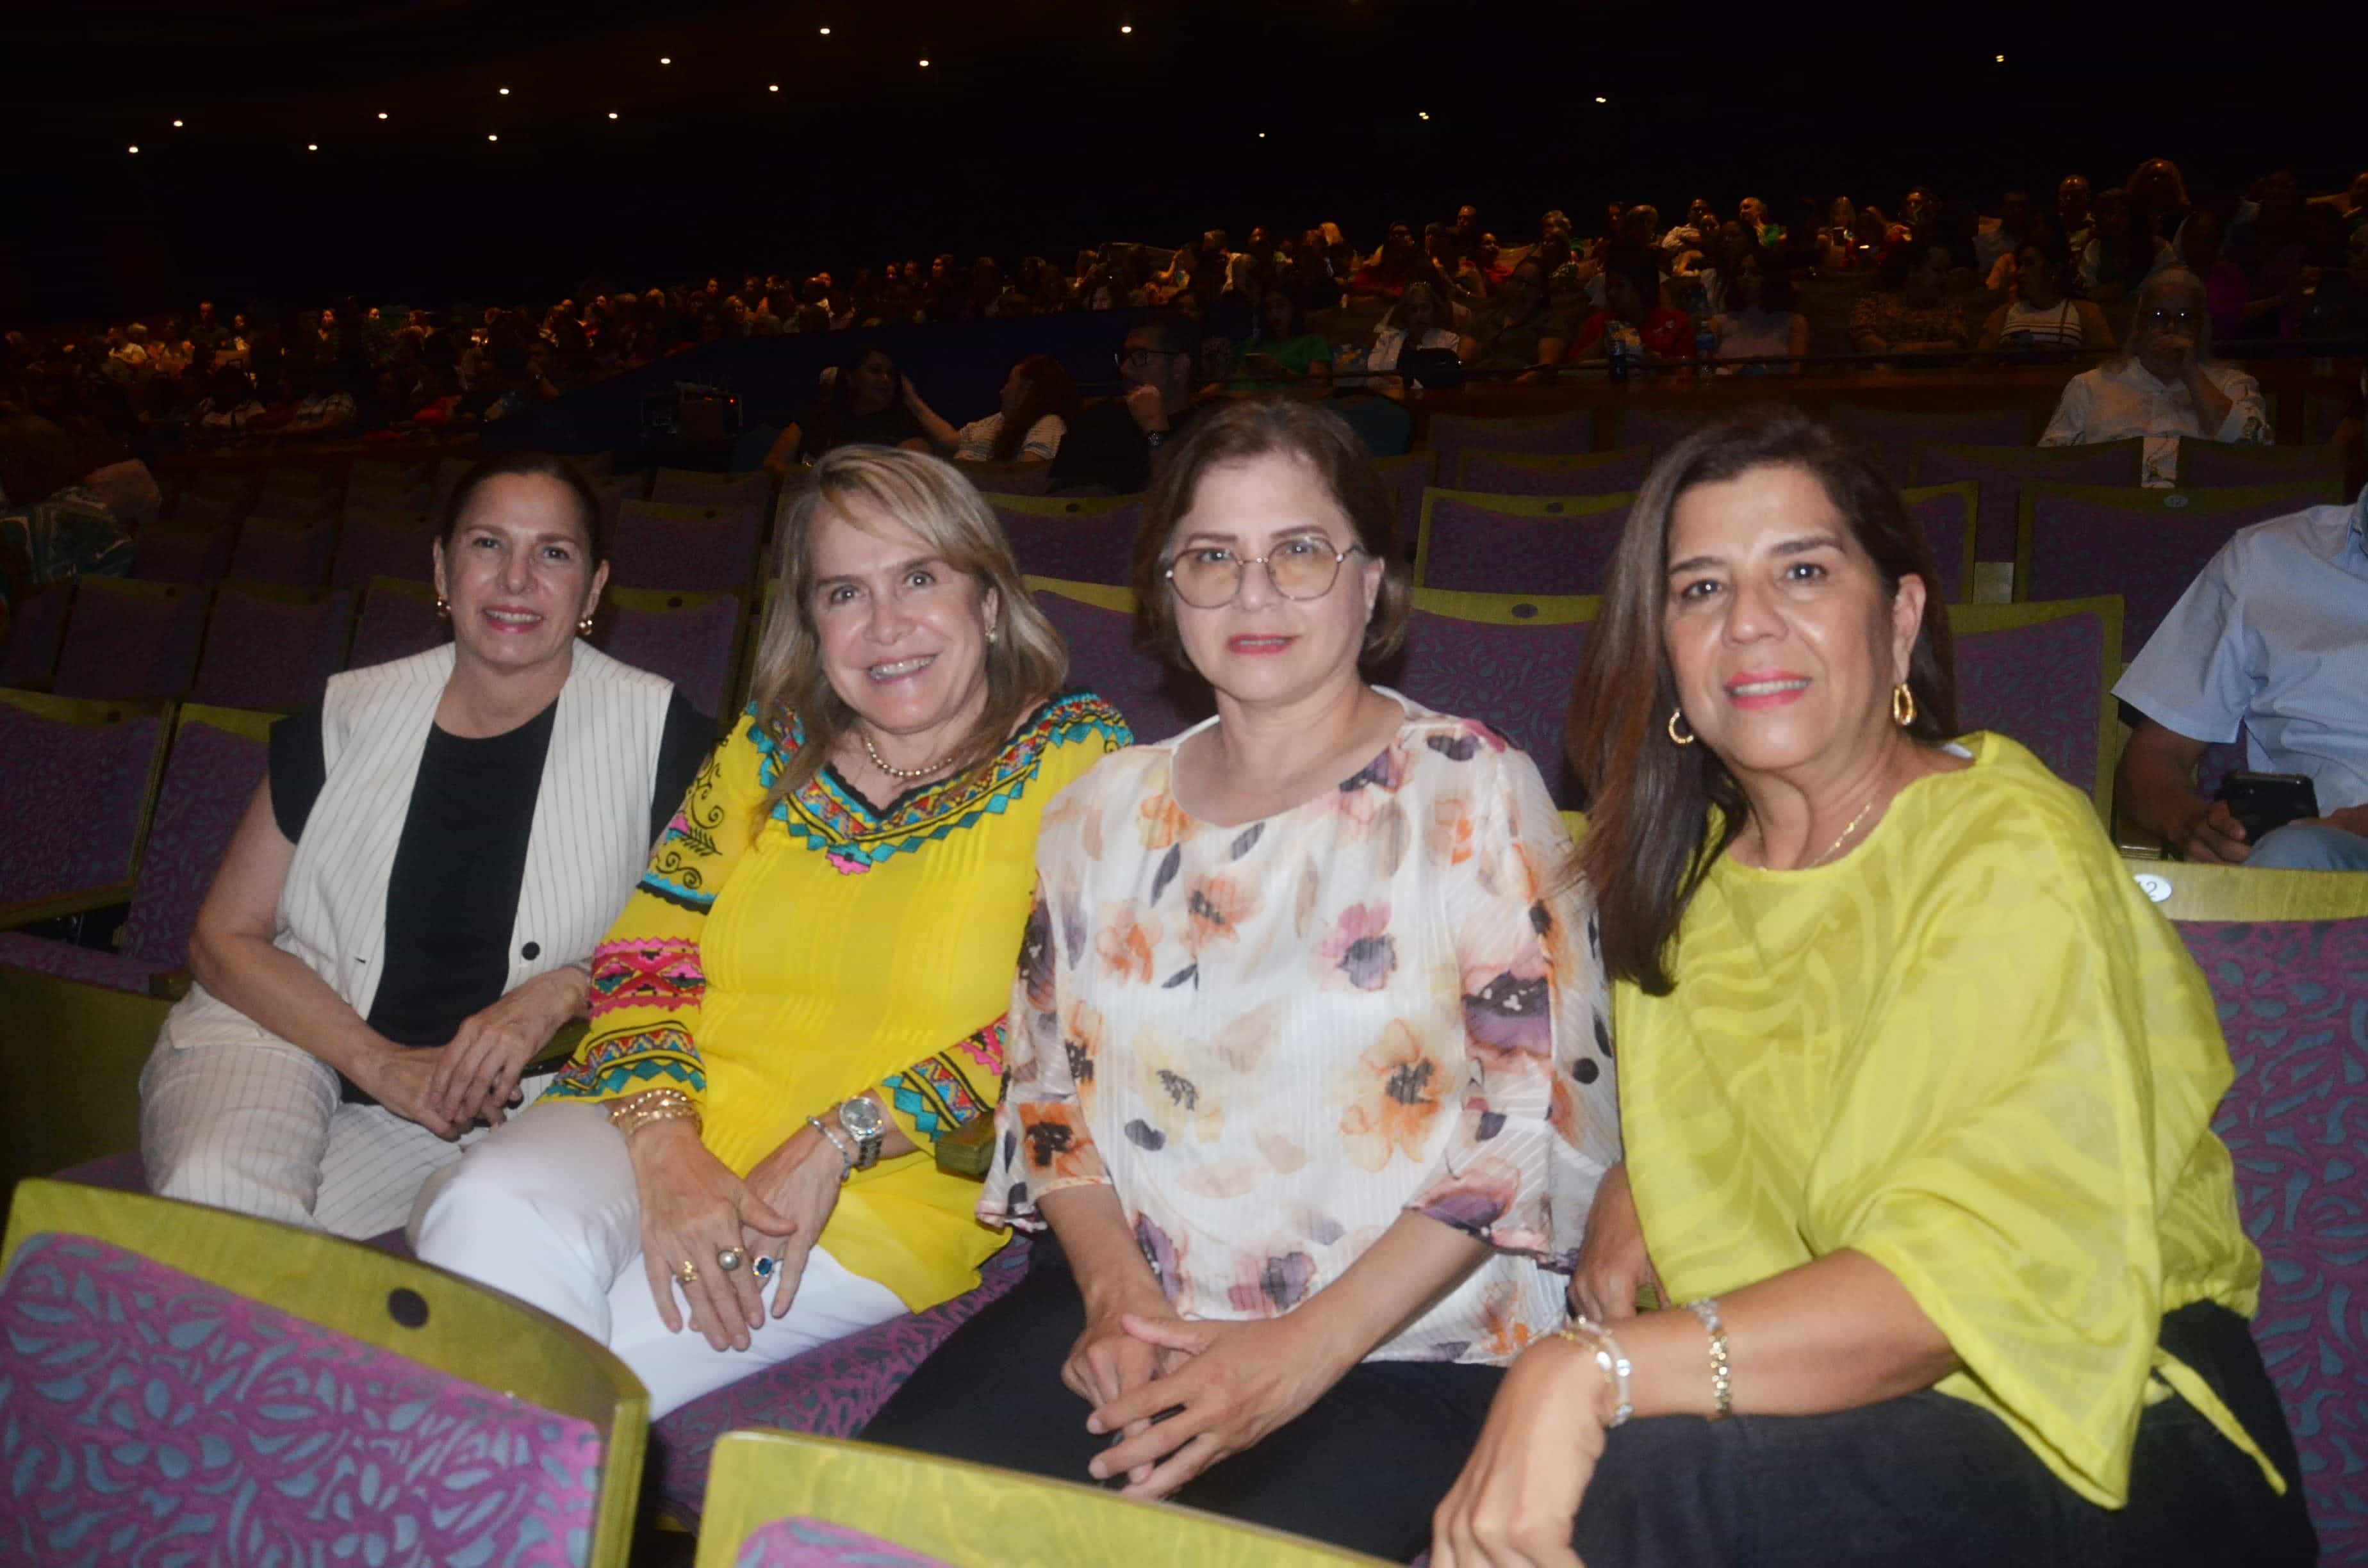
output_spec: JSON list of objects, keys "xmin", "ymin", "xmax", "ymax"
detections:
[
  {"xmin": 545, "ymin": 691, "xmax": 1131, "ymax": 1310},
  {"xmin": 1616, "ymin": 733, "xmax": 2274, "ymax": 1508}
]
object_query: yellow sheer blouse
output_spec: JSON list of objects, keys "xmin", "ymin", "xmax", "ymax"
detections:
[
  {"xmin": 545, "ymin": 693, "xmax": 1130, "ymax": 1310},
  {"xmin": 1616, "ymin": 733, "xmax": 2276, "ymax": 1508}
]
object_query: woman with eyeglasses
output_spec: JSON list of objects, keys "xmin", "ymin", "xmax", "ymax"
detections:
[
  {"xmin": 862, "ymin": 400, "xmax": 1621, "ymax": 1560},
  {"xmin": 2040, "ymin": 267, "xmax": 2270, "ymax": 486}
]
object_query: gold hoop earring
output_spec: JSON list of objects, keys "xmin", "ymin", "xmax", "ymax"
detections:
[
  {"xmin": 434, "ymin": 597, "xmax": 450, "ymax": 620},
  {"xmin": 1667, "ymin": 707, "xmax": 1696, "ymax": 746},
  {"xmin": 1892, "ymin": 683, "xmax": 1916, "ymax": 728},
  {"xmin": 579, "ymin": 615, "xmax": 596, "ymax": 637}
]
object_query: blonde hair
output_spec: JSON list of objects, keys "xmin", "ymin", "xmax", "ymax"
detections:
[{"xmin": 752, "ymin": 445, "xmax": 1068, "ymax": 810}]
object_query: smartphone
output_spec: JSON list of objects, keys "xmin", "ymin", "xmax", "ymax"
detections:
[{"xmin": 2215, "ymin": 772, "xmax": 2319, "ymax": 842}]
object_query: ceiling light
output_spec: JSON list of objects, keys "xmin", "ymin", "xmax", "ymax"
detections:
[
  {"xmin": 1121, "ymin": 24, "xmax": 1133, "ymax": 33},
  {"xmin": 499, "ymin": 86, "xmax": 511, "ymax": 95},
  {"xmin": 607, "ymin": 111, "xmax": 620, "ymax": 119},
  {"xmin": 1258, "ymin": 131, "xmax": 1267, "ymax": 138},
  {"xmin": 128, "ymin": 144, "xmax": 140, "ymax": 154},
  {"xmin": 377, "ymin": 111, "xmax": 389, "ymax": 120},
  {"xmin": 819, "ymin": 26, "xmax": 831, "ymax": 35},
  {"xmin": 1417, "ymin": 110, "xmax": 1429, "ymax": 120},
  {"xmin": 918, "ymin": 58, "xmax": 930, "ymax": 67},
  {"xmin": 1994, "ymin": 53, "xmax": 2006, "ymax": 62},
  {"xmin": 487, "ymin": 133, "xmax": 499, "ymax": 142},
  {"xmin": 1594, "ymin": 95, "xmax": 1607, "ymax": 104},
  {"xmin": 171, "ymin": 119, "xmax": 184, "ymax": 128},
  {"xmin": 659, "ymin": 55, "xmax": 672, "ymax": 64},
  {"xmin": 769, "ymin": 83, "xmax": 780, "ymax": 92},
  {"xmin": 306, "ymin": 143, "xmax": 319, "ymax": 151}
]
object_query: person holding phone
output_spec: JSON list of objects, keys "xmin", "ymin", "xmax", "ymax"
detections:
[
  {"xmin": 2039, "ymin": 268, "xmax": 2269, "ymax": 486},
  {"xmin": 2114, "ymin": 477, "xmax": 2368, "ymax": 872}
]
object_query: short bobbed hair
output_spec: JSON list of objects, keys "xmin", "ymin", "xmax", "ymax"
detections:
[
  {"xmin": 1131, "ymin": 398, "xmax": 1410, "ymax": 669},
  {"xmin": 753, "ymin": 445, "xmax": 1068, "ymax": 808},
  {"xmin": 1566, "ymin": 406, "xmax": 1958, "ymax": 995}
]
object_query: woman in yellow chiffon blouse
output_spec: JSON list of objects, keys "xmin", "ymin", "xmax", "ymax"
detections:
[
  {"xmin": 415, "ymin": 446, "xmax": 1128, "ymax": 1418},
  {"xmin": 1432, "ymin": 407, "xmax": 2312, "ymax": 1567}
]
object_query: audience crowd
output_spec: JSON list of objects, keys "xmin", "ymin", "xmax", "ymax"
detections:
[{"xmin": 4, "ymin": 161, "xmax": 2364, "ymax": 462}]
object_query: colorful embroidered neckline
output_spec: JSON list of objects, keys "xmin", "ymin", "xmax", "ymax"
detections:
[{"xmin": 748, "ymin": 691, "xmax": 1126, "ymax": 869}]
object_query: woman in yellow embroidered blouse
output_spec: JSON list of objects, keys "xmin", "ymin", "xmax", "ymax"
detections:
[
  {"xmin": 415, "ymin": 448, "xmax": 1127, "ymax": 1419},
  {"xmin": 862, "ymin": 400, "xmax": 1621, "ymax": 1562},
  {"xmin": 1433, "ymin": 408, "xmax": 2313, "ymax": 1567}
]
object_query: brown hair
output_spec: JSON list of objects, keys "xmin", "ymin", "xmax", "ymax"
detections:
[
  {"xmin": 438, "ymin": 449, "xmax": 604, "ymax": 555},
  {"xmin": 1131, "ymin": 398, "xmax": 1410, "ymax": 668},
  {"xmin": 1566, "ymin": 406, "xmax": 1957, "ymax": 995},
  {"xmin": 752, "ymin": 445, "xmax": 1068, "ymax": 809},
  {"xmin": 990, "ymin": 354, "xmax": 1082, "ymax": 464}
]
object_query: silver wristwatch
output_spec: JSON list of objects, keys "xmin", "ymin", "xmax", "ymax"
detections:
[{"xmin": 836, "ymin": 1095, "xmax": 887, "ymax": 1171}]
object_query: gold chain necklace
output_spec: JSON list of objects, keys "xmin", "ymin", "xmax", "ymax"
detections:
[
  {"xmin": 860, "ymin": 728, "xmax": 951, "ymax": 781},
  {"xmin": 1805, "ymin": 796, "xmax": 1881, "ymax": 868}
]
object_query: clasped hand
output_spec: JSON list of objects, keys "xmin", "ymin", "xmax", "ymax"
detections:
[
  {"xmin": 1081, "ymin": 1314, "xmax": 1343, "ymax": 1499},
  {"xmin": 635, "ymin": 1120, "xmax": 847, "ymax": 1353}
]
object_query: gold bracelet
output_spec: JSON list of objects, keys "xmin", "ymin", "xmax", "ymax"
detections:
[
  {"xmin": 617, "ymin": 1106, "xmax": 702, "ymax": 1141},
  {"xmin": 1687, "ymin": 1297, "xmax": 1732, "ymax": 1419},
  {"xmin": 608, "ymin": 1087, "xmax": 695, "ymax": 1125}
]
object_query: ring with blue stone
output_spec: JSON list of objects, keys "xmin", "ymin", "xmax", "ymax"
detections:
[{"xmin": 753, "ymin": 1254, "xmax": 777, "ymax": 1281}]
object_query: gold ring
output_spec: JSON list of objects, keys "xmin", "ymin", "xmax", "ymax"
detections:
[{"xmin": 675, "ymin": 1259, "xmax": 699, "ymax": 1285}]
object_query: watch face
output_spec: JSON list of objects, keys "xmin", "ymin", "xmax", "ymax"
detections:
[{"xmin": 838, "ymin": 1097, "xmax": 887, "ymax": 1140}]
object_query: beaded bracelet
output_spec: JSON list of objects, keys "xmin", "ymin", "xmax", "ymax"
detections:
[
  {"xmin": 609, "ymin": 1088, "xmax": 701, "ymax": 1141},
  {"xmin": 1554, "ymin": 1315, "xmax": 1633, "ymax": 1428},
  {"xmin": 1688, "ymin": 1297, "xmax": 1733, "ymax": 1419},
  {"xmin": 807, "ymin": 1116, "xmax": 855, "ymax": 1183}
]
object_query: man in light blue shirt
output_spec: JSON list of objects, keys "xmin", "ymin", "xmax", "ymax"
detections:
[{"xmin": 2114, "ymin": 484, "xmax": 2368, "ymax": 870}]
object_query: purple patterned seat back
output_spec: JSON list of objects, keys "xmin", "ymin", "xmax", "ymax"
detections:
[
  {"xmin": 596, "ymin": 593, "xmax": 742, "ymax": 719},
  {"xmin": 994, "ymin": 505, "xmax": 1141, "ymax": 587},
  {"xmin": 2025, "ymin": 491, "xmax": 2309, "ymax": 660},
  {"xmin": 0, "ymin": 699, "xmax": 161, "ymax": 915},
  {"xmin": 1420, "ymin": 494, "xmax": 1634, "ymax": 596},
  {"xmin": 53, "ymin": 579, "xmax": 207, "ymax": 703},
  {"xmin": 192, "ymin": 586, "xmax": 351, "ymax": 712},
  {"xmin": 1459, "ymin": 447, "xmax": 1652, "ymax": 496},
  {"xmin": 331, "ymin": 512, "xmax": 438, "ymax": 590},
  {"xmin": 1615, "ymin": 407, "xmax": 1717, "ymax": 452},
  {"xmin": 652, "ymin": 470, "xmax": 773, "ymax": 510},
  {"xmin": 2194, "ymin": 735, "xmax": 2248, "ymax": 802},
  {"xmin": 0, "ymin": 931, "xmax": 169, "ymax": 992},
  {"xmin": 610, "ymin": 502, "xmax": 765, "ymax": 592},
  {"xmin": 118, "ymin": 717, "xmax": 272, "ymax": 968},
  {"xmin": 226, "ymin": 517, "xmax": 336, "ymax": 590},
  {"xmin": 653, "ymin": 1242, "xmax": 1033, "ymax": 1524},
  {"xmin": 733, "ymin": 1519, "xmax": 952, "ymax": 1568},
  {"xmin": 1952, "ymin": 611, "xmax": 2107, "ymax": 799},
  {"xmin": 2177, "ymin": 441, "xmax": 2344, "ymax": 490},
  {"xmin": 1386, "ymin": 610, "xmax": 1589, "ymax": 807},
  {"xmin": 1903, "ymin": 489, "xmax": 1971, "ymax": 603},
  {"xmin": 1374, "ymin": 453, "xmax": 1438, "ymax": 532},
  {"xmin": 0, "ymin": 1232, "xmax": 604, "ymax": 1565},
  {"xmin": 131, "ymin": 523, "xmax": 236, "ymax": 585},
  {"xmin": 0, "ymin": 584, "xmax": 72, "ymax": 689},
  {"xmin": 1425, "ymin": 409, "xmax": 1596, "ymax": 473},
  {"xmin": 1909, "ymin": 442, "xmax": 2143, "ymax": 564},
  {"xmin": 1030, "ymin": 590, "xmax": 1209, "ymax": 744},
  {"xmin": 345, "ymin": 459, "xmax": 431, "ymax": 501},
  {"xmin": 2176, "ymin": 915, "xmax": 2368, "ymax": 1562},
  {"xmin": 963, "ymin": 465, "xmax": 1053, "ymax": 497},
  {"xmin": 1830, "ymin": 405, "xmax": 2031, "ymax": 487},
  {"xmin": 349, "ymin": 581, "xmax": 451, "ymax": 669}
]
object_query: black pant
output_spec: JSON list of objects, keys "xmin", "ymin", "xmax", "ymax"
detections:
[
  {"xmin": 869, "ymin": 1241, "xmax": 2316, "ymax": 1567},
  {"xmin": 1572, "ymin": 1301, "xmax": 2315, "ymax": 1567},
  {"xmin": 860, "ymin": 1246, "xmax": 1503, "ymax": 1560}
]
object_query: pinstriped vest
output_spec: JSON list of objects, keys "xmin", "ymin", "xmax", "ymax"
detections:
[{"xmin": 163, "ymin": 642, "xmax": 673, "ymax": 1052}]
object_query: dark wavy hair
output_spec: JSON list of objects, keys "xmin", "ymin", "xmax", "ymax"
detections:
[
  {"xmin": 439, "ymin": 448, "xmax": 604, "ymax": 555},
  {"xmin": 991, "ymin": 354, "xmax": 1081, "ymax": 464},
  {"xmin": 1565, "ymin": 407, "xmax": 1957, "ymax": 994}
]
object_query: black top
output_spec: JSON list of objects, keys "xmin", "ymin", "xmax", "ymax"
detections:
[
  {"xmin": 1049, "ymin": 398, "xmax": 1208, "ymax": 496},
  {"xmin": 793, "ymin": 398, "xmax": 926, "ymax": 460},
  {"xmin": 270, "ymin": 688, "xmax": 711, "ymax": 1099}
]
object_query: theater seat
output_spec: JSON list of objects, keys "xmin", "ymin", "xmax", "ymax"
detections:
[
  {"xmin": 1027, "ymin": 578, "xmax": 1210, "ymax": 744},
  {"xmin": 1949, "ymin": 596, "xmax": 2121, "ymax": 819},
  {"xmin": 1455, "ymin": 445, "xmax": 1652, "ymax": 496},
  {"xmin": 1386, "ymin": 589, "xmax": 1599, "ymax": 808},
  {"xmin": 52, "ymin": 577, "xmax": 210, "ymax": 703},
  {"xmin": 992, "ymin": 496, "xmax": 1142, "ymax": 587},
  {"xmin": 192, "ymin": 583, "xmax": 352, "ymax": 712},
  {"xmin": 0, "ymin": 689, "xmax": 168, "ymax": 929},
  {"xmin": 594, "ymin": 587, "xmax": 743, "ymax": 719},
  {"xmin": 1413, "ymin": 488, "xmax": 1635, "ymax": 596},
  {"xmin": 0, "ymin": 1179, "xmax": 645, "ymax": 1567}
]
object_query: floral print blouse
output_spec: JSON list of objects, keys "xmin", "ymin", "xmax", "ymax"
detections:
[{"xmin": 983, "ymin": 692, "xmax": 1621, "ymax": 1364}]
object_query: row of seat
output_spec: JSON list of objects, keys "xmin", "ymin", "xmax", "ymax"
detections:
[
  {"xmin": 10, "ymin": 835, "xmax": 2365, "ymax": 1562},
  {"xmin": 0, "ymin": 576, "xmax": 745, "ymax": 718}
]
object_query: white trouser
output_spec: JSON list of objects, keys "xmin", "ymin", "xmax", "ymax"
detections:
[
  {"xmin": 409, "ymin": 1100, "xmax": 905, "ymax": 1421},
  {"xmin": 138, "ymin": 1031, "xmax": 546, "ymax": 1240}
]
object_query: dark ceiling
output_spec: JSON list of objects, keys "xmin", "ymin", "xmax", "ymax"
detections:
[{"xmin": 4, "ymin": 2, "xmax": 2357, "ymax": 322}]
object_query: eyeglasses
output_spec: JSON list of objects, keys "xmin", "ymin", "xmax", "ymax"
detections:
[
  {"xmin": 2141, "ymin": 309, "xmax": 2201, "ymax": 332},
  {"xmin": 1115, "ymin": 347, "xmax": 1186, "ymax": 370},
  {"xmin": 1163, "ymin": 539, "xmax": 1367, "ymax": 609}
]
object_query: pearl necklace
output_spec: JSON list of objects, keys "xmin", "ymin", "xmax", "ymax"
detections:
[{"xmin": 860, "ymin": 728, "xmax": 951, "ymax": 781}]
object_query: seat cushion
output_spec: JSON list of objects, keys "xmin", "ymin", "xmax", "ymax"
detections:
[
  {"xmin": 0, "ymin": 1232, "xmax": 604, "ymax": 1566},
  {"xmin": 652, "ymin": 1241, "xmax": 1032, "ymax": 1524},
  {"xmin": 0, "ymin": 932, "xmax": 164, "ymax": 993}
]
